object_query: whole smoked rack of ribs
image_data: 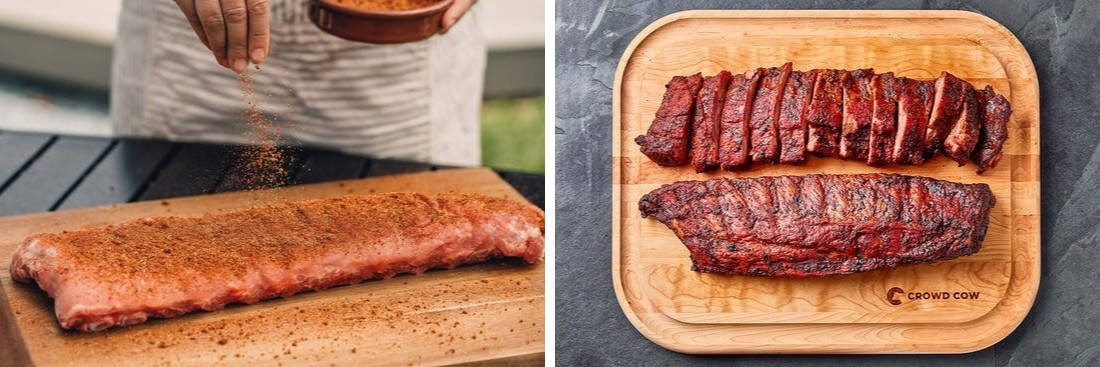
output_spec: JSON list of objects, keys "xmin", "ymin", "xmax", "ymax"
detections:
[
  {"xmin": 639, "ymin": 174, "xmax": 995, "ymax": 277},
  {"xmin": 10, "ymin": 193, "xmax": 545, "ymax": 332},
  {"xmin": 635, "ymin": 65, "xmax": 1011, "ymax": 173}
]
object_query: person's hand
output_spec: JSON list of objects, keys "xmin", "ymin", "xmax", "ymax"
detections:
[
  {"xmin": 174, "ymin": 0, "xmax": 270, "ymax": 73},
  {"xmin": 440, "ymin": 0, "xmax": 475, "ymax": 34}
]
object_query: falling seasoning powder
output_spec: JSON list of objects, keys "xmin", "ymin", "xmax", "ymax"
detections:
[{"xmin": 234, "ymin": 70, "xmax": 290, "ymax": 190}]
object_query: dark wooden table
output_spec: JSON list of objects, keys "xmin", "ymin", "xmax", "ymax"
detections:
[{"xmin": 0, "ymin": 130, "xmax": 543, "ymax": 216}]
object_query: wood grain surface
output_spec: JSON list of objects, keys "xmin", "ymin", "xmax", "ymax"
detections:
[
  {"xmin": 612, "ymin": 10, "xmax": 1039, "ymax": 353},
  {"xmin": 0, "ymin": 168, "xmax": 544, "ymax": 366}
]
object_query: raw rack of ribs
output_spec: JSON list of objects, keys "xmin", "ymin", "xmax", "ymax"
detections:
[
  {"xmin": 638, "ymin": 174, "xmax": 995, "ymax": 277},
  {"xmin": 10, "ymin": 193, "xmax": 545, "ymax": 332},
  {"xmin": 634, "ymin": 65, "xmax": 1011, "ymax": 173}
]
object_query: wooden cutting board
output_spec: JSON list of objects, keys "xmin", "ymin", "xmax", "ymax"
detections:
[
  {"xmin": 612, "ymin": 10, "xmax": 1039, "ymax": 353},
  {"xmin": 0, "ymin": 168, "xmax": 544, "ymax": 366}
]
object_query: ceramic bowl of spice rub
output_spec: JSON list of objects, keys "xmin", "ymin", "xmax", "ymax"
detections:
[{"xmin": 308, "ymin": 0, "xmax": 454, "ymax": 44}]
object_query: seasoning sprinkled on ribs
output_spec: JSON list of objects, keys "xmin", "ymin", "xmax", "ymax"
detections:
[
  {"xmin": 11, "ymin": 193, "xmax": 545, "ymax": 332},
  {"xmin": 639, "ymin": 174, "xmax": 995, "ymax": 277}
]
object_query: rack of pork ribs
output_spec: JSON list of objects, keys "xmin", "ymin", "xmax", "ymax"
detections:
[{"xmin": 634, "ymin": 63, "xmax": 1012, "ymax": 174}]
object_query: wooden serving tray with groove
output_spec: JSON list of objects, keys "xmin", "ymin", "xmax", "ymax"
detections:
[
  {"xmin": 0, "ymin": 168, "xmax": 543, "ymax": 366},
  {"xmin": 612, "ymin": 10, "xmax": 1039, "ymax": 353}
]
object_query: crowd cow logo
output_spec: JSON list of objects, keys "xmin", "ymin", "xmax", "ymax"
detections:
[
  {"xmin": 886, "ymin": 287, "xmax": 980, "ymax": 306},
  {"xmin": 886, "ymin": 287, "xmax": 905, "ymax": 305}
]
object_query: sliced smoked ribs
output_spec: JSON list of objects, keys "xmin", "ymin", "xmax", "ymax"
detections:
[
  {"xmin": 690, "ymin": 71, "xmax": 732, "ymax": 172},
  {"xmin": 973, "ymin": 86, "xmax": 1011, "ymax": 173},
  {"xmin": 747, "ymin": 63, "xmax": 792, "ymax": 164},
  {"xmin": 718, "ymin": 69, "xmax": 763, "ymax": 170},
  {"xmin": 634, "ymin": 65, "xmax": 1011, "ymax": 173},
  {"xmin": 839, "ymin": 68, "xmax": 874, "ymax": 161},
  {"xmin": 867, "ymin": 72, "xmax": 900, "ymax": 166},
  {"xmin": 636, "ymin": 73, "xmax": 703, "ymax": 166},
  {"xmin": 639, "ymin": 174, "xmax": 995, "ymax": 277},
  {"xmin": 894, "ymin": 78, "xmax": 935, "ymax": 165},
  {"xmin": 776, "ymin": 70, "xmax": 818, "ymax": 164},
  {"xmin": 805, "ymin": 69, "xmax": 845, "ymax": 158}
]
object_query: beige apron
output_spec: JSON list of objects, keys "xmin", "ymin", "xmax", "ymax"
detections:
[{"xmin": 110, "ymin": 0, "xmax": 485, "ymax": 166}]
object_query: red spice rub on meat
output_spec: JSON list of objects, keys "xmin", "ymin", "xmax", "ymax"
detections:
[{"xmin": 10, "ymin": 193, "xmax": 545, "ymax": 332}]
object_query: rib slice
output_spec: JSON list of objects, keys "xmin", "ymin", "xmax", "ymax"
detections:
[
  {"xmin": 638, "ymin": 174, "xmax": 995, "ymax": 277},
  {"xmin": 867, "ymin": 72, "xmax": 901, "ymax": 166},
  {"xmin": 894, "ymin": 78, "xmax": 934, "ymax": 164},
  {"xmin": 923, "ymin": 71, "xmax": 967, "ymax": 158},
  {"xmin": 806, "ymin": 69, "xmax": 845, "ymax": 157},
  {"xmin": 719, "ymin": 69, "xmax": 763, "ymax": 170},
  {"xmin": 748, "ymin": 63, "xmax": 793, "ymax": 163},
  {"xmin": 777, "ymin": 70, "xmax": 819, "ymax": 164},
  {"xmin": 973, "ymin": 85, "xmax": 1011, "ymax": 173},
  {"xmin": 10, "ymin": 193, "xmax": 545, "ymax": 332},
  {"xmin": 690, "ymin": 71, "xmax": 732, "ymax": 172},
  {"xmin": 635, "ymin": 73, "xmax": 704, "ymax": 166},
  {"xmin": 943, "ymin": 84, "xmax": 981, "ymax": 165},
  {"xmin": 839, "ymin": 68, "xmax": 875, "ymax": 160}
]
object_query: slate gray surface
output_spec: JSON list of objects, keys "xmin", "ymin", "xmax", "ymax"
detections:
[{"xmin": 555, "ymin": 1, "xmax": 1100, "ymax": 365}]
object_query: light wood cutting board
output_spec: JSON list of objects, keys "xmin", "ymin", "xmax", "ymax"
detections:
[
  {"xmin": 0, "ymin": 168, "xmax": 544, "ymax": 366},
  {"xmin": 612, "ymin": 10, "xmax": 1039, "ymax": 353}
]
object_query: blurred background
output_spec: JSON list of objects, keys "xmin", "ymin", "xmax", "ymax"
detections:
[{"xmin": 0, "ymin": 0, "xmax": 544, "ymax": 173}]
